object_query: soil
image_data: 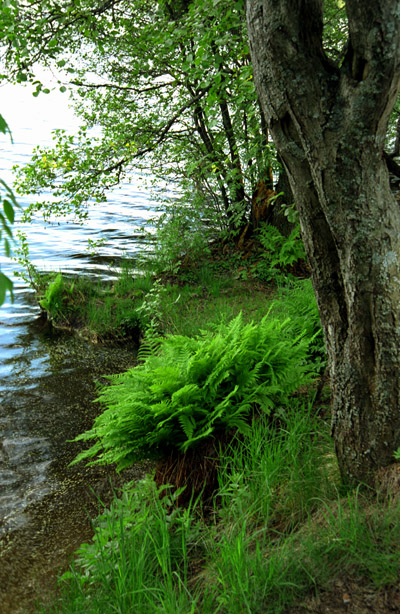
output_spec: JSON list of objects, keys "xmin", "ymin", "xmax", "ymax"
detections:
[{"xmin": 285, "ymin": 576, "xmax": 400, "ymax": 613}]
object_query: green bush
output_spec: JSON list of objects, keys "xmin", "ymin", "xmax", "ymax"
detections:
[
  {"xmin": 149, "ymin": 195, "xmax": 215, "ymax": 274},
  {"xmin": 72, "ymin": 313, "xmax": 315, "ymax": 469}
]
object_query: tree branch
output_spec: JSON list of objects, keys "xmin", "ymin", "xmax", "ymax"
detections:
[
  {"xmin": 342, "ymin": 0, "xmax": 400, "ymax": 130},
  {"xmin": 97, "ymin": 89, "xmax": 210, "ymax": 176},
  {"xmin": 70, "ymin": 79, "xmax": 175, "ymax": 94}
]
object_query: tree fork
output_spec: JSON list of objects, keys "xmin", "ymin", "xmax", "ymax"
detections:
[{"xmin": 246, "ymin": 0, "xmax": 400, "ymax": 485}]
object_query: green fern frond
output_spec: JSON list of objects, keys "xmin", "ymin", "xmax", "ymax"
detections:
[
  {"xmin": 178, "ymin": 414, "xmax": 196, "ymax": 440},
  {"xmin": 137, "ymin": 335, "xmax": 163, "ymax": 362}
]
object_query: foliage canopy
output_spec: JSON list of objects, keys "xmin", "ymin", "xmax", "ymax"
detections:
[{"xmin": 4, "ymin": 0, "xmax": 274, "ymax": 234}]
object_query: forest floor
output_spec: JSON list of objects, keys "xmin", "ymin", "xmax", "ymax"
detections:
[{"xmin": 286, "ymin": 578, "xmax": 400, "ymax": 614}]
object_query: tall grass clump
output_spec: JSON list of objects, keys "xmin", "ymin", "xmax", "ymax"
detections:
[
  {"xmin": 201, "ymin": 401, "xmax": 337, "ymax": 614},
  {"xmin": 216, "ymin": 399, "xmax": 336, "ymax": 531},
  {"xmin": 200, "ymin": 404, "xmax": 400, "ymax": 613},
  {"xmin": 39, "ymin": 477, "xmax": 202, "ymax": 614},
  {"xmin": 71, "ymin": 312, "xmax": 316, "ymax": 470}
]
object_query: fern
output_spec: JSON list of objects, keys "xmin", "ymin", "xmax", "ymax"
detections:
[
  {"xmin": 137, "ymin": 334, "xmax": 163, "ymax": 362},
  {"xmin": 278, "ymin": 226, "xmax": 306, "ymax": 266},
  {"xmin": 39, "ymin": 273, "xmax": 65, "ymax": 317},
  {"xmin": 71, "ymin": 313, "xmax": 316, "ymax": 469},
  {"xmin": 252, "ymin": 223, "xmax": 306, "ymax": 282},
  {"xmin": 271, "ymin": 279, "xmax": 326, "ymax": 370},
  {"xmin": 178, "ymin": 414, "xmax": 196, "ymax": 440}
]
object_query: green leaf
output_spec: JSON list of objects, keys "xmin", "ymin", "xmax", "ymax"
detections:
[
  {"xmin": 0, "ymin": 114, "xmax": 12, "ymax": 142},
  {"xmin": 0, "ymin": 114, "xmax": 8, "ymax": 135},
  {"xmin": 4, "ymin": 238, "xmax": 10, "ymax": 257},
  {"xmin": 3, "ymin": 199, "xmax": 15, "ymax": 224},
  {"xmin": 0, "ymin": 271, "xmax": 13, "ymax": 306},
  {"xmin": 0, "ymin": 212, "xmax": 13, "ymax": 238}
]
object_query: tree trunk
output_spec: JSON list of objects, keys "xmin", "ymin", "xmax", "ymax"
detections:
[
  {"xmin": 219, "ymin": 97, "xmax": 247, "ymax": 218},
  {"xmin": 270, "ymin": 161, "xmax": 295, "ymax": 237},
  {"xmin": 246, "ymin": 0, "xmax": 400, "ymax": 485}
]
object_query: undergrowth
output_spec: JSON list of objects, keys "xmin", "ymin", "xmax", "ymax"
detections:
[
  {"xmin": 35, "ymin": 262, "xmax": 153, "ymax": 341},
  {"xmin": 71, "ymin": 311, "xmax": 315, "ymax": 468},
  {"xmin": 18, "ymin": 219, "xmax": 309, "ymax": 341},
  {"xmin": 38, "ymin": 402, "xmax": 400, "ymax": 614}
]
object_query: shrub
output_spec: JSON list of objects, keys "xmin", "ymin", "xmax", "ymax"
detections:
[
  {"xmin": 149, "ymin": 195, "xmax": 215, "ymax": 274},
  {"xmin": 72, "ymin": 313, "xmax": 315, "ymax": 469}
]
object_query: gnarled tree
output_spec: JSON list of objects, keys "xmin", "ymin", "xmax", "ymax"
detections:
[{"xmin": 246, "ymin": 0, "xmax": 400, "ymax": 485}]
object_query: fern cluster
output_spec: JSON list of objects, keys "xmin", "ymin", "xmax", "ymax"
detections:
[
  {"xmin": 72, "ymin": 313, "xmax": 315, "ymax": 469},
  {"xmin": 252, "ymin": 223, "xmax": 306, "ymax": 282}
]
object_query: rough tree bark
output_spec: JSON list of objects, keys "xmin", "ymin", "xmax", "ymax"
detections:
[{"xmin": 246, "ymin": 0, "xmax": 400, "ymax": 485}]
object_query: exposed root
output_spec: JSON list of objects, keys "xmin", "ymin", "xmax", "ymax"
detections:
[{"xmin": 154, "ymin": 432, "xmax": 233, "ymax": 508}]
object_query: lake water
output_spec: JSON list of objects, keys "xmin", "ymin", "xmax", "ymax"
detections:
[{"xmin": 0, "ymin": 83, "xmax": 158, "ymax": 612}]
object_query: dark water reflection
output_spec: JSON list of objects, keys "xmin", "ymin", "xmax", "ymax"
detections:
[{"xmin": 0, "ymin": 316, "xmax": 138, "ymax": 535}]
